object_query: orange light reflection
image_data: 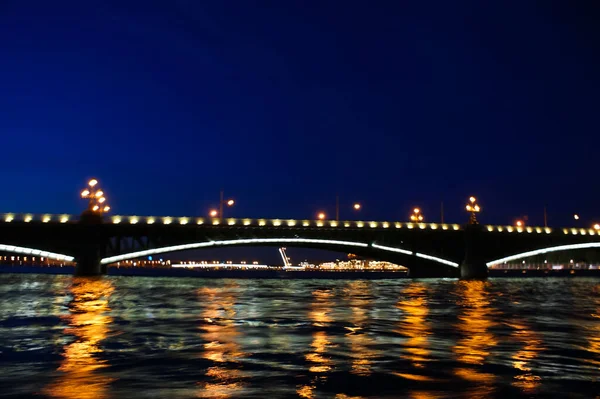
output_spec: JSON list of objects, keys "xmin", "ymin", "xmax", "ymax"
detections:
[
  {"xmin": 583, "ymin": 284, "xmax": 600, "ymax": 368},
  {"xmin": 507, "ymin": 320, "xmax": 543, "ymax": 393},
  {"xmin": 452, "ymin": 281, "xmax": 498, "ymax": 398},
  {"xmin": 44, "ymin": 278, "xmax": 114, "ymax": 399},
  {"xmin": 297, "ymin": 289, "xmax": 336, "ymax": 398},
  {"xmin": 345, "ymin": 281, "xmax": 377, "ymax": 376},
  {"xmin": 396, "ymin": 283, "xmax": 430, "ymax": 368},
  {"xmin": 196, "ymin": 285, "xmax": 245, "ymax": 399}
]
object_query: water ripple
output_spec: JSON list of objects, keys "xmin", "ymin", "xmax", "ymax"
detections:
[{"xmin": 0, "ymin": 274, "xmax": 599, "ymax": 398}]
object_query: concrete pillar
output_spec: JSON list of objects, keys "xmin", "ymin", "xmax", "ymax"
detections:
[
  {"xmin": 75, "ymin": 249, "xmax": 103, "ymax": 276},
  {"xmin": 74, "ymin": 211, "xmax": 106, "ymax": 276},
  {"xmin": 460, "ymin": 224, "xmax": 488, "ymax": 279}
]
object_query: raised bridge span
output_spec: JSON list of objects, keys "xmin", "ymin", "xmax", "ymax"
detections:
[{"xmin": 1, "ymin": 212, "xmax": 599, "ymax": 278}]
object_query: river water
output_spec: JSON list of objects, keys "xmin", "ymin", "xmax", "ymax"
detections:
[{"xmin": 0, "ymin": 274, "xmax": 598, "ymax": 398}]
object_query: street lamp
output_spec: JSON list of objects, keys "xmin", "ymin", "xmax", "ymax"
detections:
[
  {"xmin": 515, "ymin": 220, "xmax": 524, "ymax": 227},
  {"xmin": 209, "ymin": 209, "xmax": 218, "ymax": 218},
  {"xmin": 593, "ymin": 223, "xmax": 600, "ymax": 230},
  {"xmin": 574, "ymin": 214, "xmax": 580, "ymax": 221},
  {"xmin": 465, "ymin": 196, "xmax": 481, "ymax": 224},
  {"xmin": 410, "ymin": 208, "xmax": 424, "ymax": 223},
  {"xmin": 80, "ymin": 178, "xmax": 111, "ymax": 214},
  {"xmin": 318, "ymin": 212, "xmax": 326, "ymax": 220},
  {"xmin": 335, "ymin": 194, "xmax": 362, "ymax": 220},
  {"xmin": 218, "ymin": 190, "xmax": 235, "ymax": 218}
]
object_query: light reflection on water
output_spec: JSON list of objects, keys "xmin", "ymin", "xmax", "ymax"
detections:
[
  {"xmin": 452, "ymin": 281, "xmax": 498, "ymax": 398},
  {"xmin": 44, "ymin": 278, "xmax": 114, "ymax": 399},
  {"xmin": 297, "ymin": 288, "xmax": 336, "ymax": 398},
  {"xmin": 396, "ymin": 283, "xmax": 431, "ymax": 372},
  {"xmin": 508, "ymin": 319, "xmax": 543, "ymax": 393},
  {"xmin": 197, "ymin": 284, "xmax": 246, "ymax": 398},
  {"xmin": 346, "ymin": 281, "xmax": 377, "ymax": 377},
  {"xmin": 0, "ymin": 275, "xmax": 599, "ymax": 398}
]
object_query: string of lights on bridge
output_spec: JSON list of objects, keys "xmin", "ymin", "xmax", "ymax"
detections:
[
  {"xmin": 2, "ymin": 179, "xmax": 600, "ymax": 236},
  {"xmin": 3, "ymin": 212, "xmax": 600, "ymax": 236}
]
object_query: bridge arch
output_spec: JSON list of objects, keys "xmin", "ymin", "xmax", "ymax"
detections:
[
  {"xmin": 100, "ymin": 237, "xmax": 459, "ymax": 269},
  {"xmin": 0, "ymin": 243, "xmax": 74, "ymax": 262},
  {"xmin": 371, "ymin": 243, "xmax": 459, "ymax": 268},
  {"xmin": 101, "ymin": 238, "xmax": 369, "ymax": 264},
  {"xmin": 486, "ymin": 242, "xmax": 600, "ymax": 266}
]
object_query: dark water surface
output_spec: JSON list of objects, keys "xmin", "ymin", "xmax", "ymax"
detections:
[{"xmin": 1, "ymin": 274, "xmax": 599, "ymax": 398}]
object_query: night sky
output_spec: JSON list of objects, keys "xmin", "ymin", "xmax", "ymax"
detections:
[{"xmin": 1, "ymin": 1, "xmax": 600, "ymax": 232}]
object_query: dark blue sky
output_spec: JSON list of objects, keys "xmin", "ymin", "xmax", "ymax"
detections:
[{"xmin": 1, "ymin": 0, "xmax": 599, "ymax": 228}]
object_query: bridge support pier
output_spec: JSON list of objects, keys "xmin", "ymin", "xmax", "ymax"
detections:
[
  {"xmin": 75, "ymin": 251, "xmax": 103, "ymax": 276},
  {"xmin": 460, "ymin": 224, "xmax": 488, "ymax": 280},
  {"xmin": 74, "ymin": 211, "xmax": 106, "ymax": 276}
]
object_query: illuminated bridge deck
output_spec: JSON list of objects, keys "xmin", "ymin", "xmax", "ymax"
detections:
[
  {"xmin": 1, "ymin": 213, "xmax": 600, "ymax": 278},
  {"xmin": 1, "ymin": 213, "xmax": 599, "ymax": 236}
]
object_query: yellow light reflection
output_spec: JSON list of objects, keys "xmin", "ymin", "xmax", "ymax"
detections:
[
  {"xmin": 197, "ymin": 285, "xmax": 245, "ymax": 398},
  {"xmin": 345, "ymin": 281, "xmax": 377, "ymax": 376},
  {"xmin": 407, "ymin": 391, "xmax": 441, "ymax": 399},
  {"xmin": 297, "ymin": 384, "xmax": 316, "ymax": 398},
  {"xmin": 44, "ymin": 278, "xmax": 114, "ymax": 399},
  {"xmin": 307, "ymin": 290, "xmax": 333, "ymax": 371},
  {"xmin": 396, "ymin": 283, "xmax": 430, "ymax": 369},
  {"xmin": 582, "ymin": 289, "xmax": 600, "ymax": 370},
  {"xmin": 507, "ymin": 320, "xmax": 543, "ymax": 393},
  {"xmin": 453, "ymin": 281, "xmax": 498, "ymax": 397},
  {"xmin": 298, "ymin": 289, "xmax": 335, "ymax": 396}
]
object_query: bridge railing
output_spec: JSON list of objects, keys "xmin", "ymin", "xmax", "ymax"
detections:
[
  {"xmin": 0, "ymin": 213, "xmax": 77, "ymax": 223},
  {"xmin": 1, "ymin": 213, "xmax": 597, "ymax": 236},
  {"xmin": 485, "ymin": 225, "xmax": 600, "ymax": 236},
  {"xmin": 106, "ymin": 215, "xmax": 464, "ymax": 231}
]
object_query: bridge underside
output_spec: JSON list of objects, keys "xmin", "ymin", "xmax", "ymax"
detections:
[
  {"xmin": 2, "ymin": 221, "xmax": 600, "ymax": 279},
  {"xmin": 101, "ymin": 240, "xmax": 460, "ymax": 278}
]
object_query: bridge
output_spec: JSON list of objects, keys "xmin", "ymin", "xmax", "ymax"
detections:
[{"xmin": 1, "ymin": 211, "xmax": 600, "ymax": 279}]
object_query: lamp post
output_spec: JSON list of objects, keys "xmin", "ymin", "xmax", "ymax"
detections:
[
  {"xmin": 217, "ymin": 190, "xmax": 235, "ymax": 218},
  {"xmin": 410, "ymin": 208, "xmax": 424, "ymax": 223},
  {"xmin": 80, "ymin": 178, "xmax": 110, "ymax": 214},
  {"xmin": 334, "ymin": 194, "xmax": 362, "ymax": 221},
  {"xmin": 465, "ymin": 196, "xmax": 480, "ymax": 224}
]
